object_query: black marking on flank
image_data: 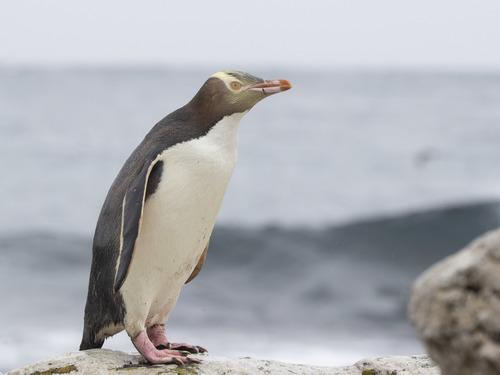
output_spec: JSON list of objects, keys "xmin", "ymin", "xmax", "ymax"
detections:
[{"xmin": 145, "ymin": 160, "xmax": 163, "ymax": 200}]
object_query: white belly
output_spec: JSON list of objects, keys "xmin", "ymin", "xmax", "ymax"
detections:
[{"xmin": 120, "ymin": 112, "xmax": 245, "ymax": 337}]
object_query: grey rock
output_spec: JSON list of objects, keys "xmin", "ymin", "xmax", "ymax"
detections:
[
  {"xmin": 5, "ymin": 349, "xmax": 439, "ymax": 375},
  {"xmin": 5, "ymin": 349, "xmax": 355, "ymax": 375},
  {"xmin": 410, "ymin": 228, "xmax": 500, "ymax": 375},
  {"xmin": 354, "ymin": 355, "xmax": 439, "ymax": 375}
]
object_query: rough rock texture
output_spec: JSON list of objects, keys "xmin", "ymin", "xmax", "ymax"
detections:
[
  {"xmin": 5, "ymin": 349, "xmax": 352, "ymax": 375},
  {"xmin": 410, "ymin": 228, "xmax": 500, "ymax": 375},
  {"xmin": 354, "ymin": 355, "xmax": 438, "ymax": 375},
  {"xmin": 5, "ymin": 349, "xmax": 439, "ymax": 375}
]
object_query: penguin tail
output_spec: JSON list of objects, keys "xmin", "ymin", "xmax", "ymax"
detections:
[{"xmin": 79, "ymin": 330, "xmax": 104, "ymax": 351}]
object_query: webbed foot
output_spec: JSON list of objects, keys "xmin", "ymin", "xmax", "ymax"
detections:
[{"xmin": 132, "ymin": 330, "xmax": 201, "ymax": 365}]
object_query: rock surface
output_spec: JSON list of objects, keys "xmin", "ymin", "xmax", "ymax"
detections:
[
  {"xmin": 5, "ymin": 349, "xmax": 439, "ymax": 375},
  {"xmin": 354, "ymin": 355, "xmax": 438, "ymax": 375},
  {"xmin": 410, "ymin": 228, "xmax": 500, "ymax": 375}
]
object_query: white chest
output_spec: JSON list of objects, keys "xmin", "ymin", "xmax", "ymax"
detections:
[{"xmin": 120, "ymin": 112, "xmax": 245, "ymax": 329}]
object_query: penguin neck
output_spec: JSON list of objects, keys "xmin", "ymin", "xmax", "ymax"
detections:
[{"xmin": 205, "ymin": 111, "xmax": 247, "ymax": 151}]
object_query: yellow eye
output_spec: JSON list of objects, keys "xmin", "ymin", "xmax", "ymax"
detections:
[{"xmin": 230, "ymin": 81, "xmax": 241, "ymax": 90}]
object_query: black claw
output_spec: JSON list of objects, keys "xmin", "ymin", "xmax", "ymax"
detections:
[
  {"xmin": 174, "ymin": 345, "xmax": 207, "ymax": 354},
  {"xmin": 172, "ymin": 357, "xmax": 184, "ymax": 366}
]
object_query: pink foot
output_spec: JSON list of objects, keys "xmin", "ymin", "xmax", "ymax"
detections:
[
  {"xmin": 147, "ymin": 324, "xmax": 207, "ymax": 354},
  {"xmin": 132, "ymin": 331, "xmax": 200, "ymax": 364}
]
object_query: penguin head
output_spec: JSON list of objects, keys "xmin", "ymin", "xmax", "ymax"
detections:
[{"xmin": 188, "ymin": 71, "xmax": 291, "ymax": 119}]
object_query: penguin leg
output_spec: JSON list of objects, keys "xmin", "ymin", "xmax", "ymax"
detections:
[
  {"xmin": 132, "ymin": 331, "xmax": 201, "ymax": 365},
  {"xmin": 147, "ymin": 324, "xmax": 207, "ymax": 354}
]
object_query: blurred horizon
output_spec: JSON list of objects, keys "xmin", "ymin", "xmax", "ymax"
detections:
[{"xmin": 2, "ymin": 63, "xmax": 500, "ymax": 75}]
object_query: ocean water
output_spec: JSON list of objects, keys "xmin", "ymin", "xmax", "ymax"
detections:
[{"xmin": 1, "ymin": 67, "xmax": 500, "ymax": 372}]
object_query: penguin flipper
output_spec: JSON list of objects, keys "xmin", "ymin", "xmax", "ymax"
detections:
[
  {"xmin": 114, "ymin": 156, "xmax": 161, "ymax": 293},
  {"xmin": 185, "ymin": 240, "xmax": 209, "ymax": 284}
]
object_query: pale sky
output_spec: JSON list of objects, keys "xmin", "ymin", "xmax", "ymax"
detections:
[{"xmin": 1, "ymin": 0, "xmax": 500, "ymax": 71}]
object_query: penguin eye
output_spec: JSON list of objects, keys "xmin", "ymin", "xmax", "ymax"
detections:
[{"xmin": 230, "ymin": 81, "xmax": 242, "ymax": 90}]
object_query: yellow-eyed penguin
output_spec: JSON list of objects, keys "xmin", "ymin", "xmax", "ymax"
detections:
[{"xmin": 80, "ymin": 71, "xmax": 292, "ymax": 364}]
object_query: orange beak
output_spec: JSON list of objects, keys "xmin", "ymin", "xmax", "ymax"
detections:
[{"xmin": 246, "ymin": 79, "xmax": 292, "ymax": 95}]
